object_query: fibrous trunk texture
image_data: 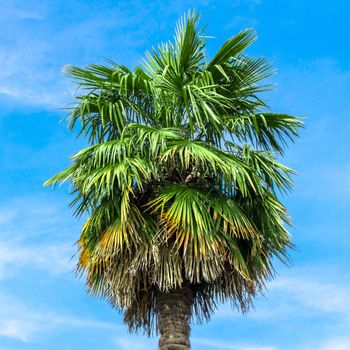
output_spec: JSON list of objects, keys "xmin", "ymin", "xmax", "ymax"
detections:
[{"xmin": 157, "ymin": 284, "xmax": 193, "ymax": 350}]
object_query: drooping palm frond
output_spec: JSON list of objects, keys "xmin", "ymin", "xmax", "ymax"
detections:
[
  {"xmin": 226, "ymin": 113, "xmax": 302, "ymax": 153},
  {"xmin": 45, "ymin": 10, "xmax": 302, "ymax": 336}
]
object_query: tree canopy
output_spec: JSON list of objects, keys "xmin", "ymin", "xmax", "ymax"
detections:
[{"xmin": 45, "ymin": 11, "xmax": 302, "ymax": 335}]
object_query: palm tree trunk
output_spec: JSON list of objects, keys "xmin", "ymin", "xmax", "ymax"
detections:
[{"xmin": 157, "ymin": 284, "xmax": 193, "ymax": 350}]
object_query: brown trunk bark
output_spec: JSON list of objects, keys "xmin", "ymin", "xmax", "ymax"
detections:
[{"xmin": 157, "ymin": 284, "xmax": 193, "ymax": 350}]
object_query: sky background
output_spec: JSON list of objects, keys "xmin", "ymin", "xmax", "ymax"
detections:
[{"xmin": 0, "ymin": 0, "xmax": 349, "ymax": 349}]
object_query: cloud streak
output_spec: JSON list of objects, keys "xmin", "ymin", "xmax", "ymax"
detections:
[
  {"xmin": 0, "ymin": 196, "xmax": 79, "ymax": 279},
  {"xmin": 0, "ymin": 239, "xmax": 74, "ymax": 279},
  {"xmin": 0, "ymin": 292, "xmax": 118, "ymax": 342},
  {"xmin": 192, "ymin": 338, "xmax": 275, "ymax": 350},
  {"xmin": 0, "ymin": 0, "xmax": 267, "ymax": 109}
]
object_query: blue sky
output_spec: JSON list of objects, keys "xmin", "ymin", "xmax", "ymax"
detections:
[{"xmin": 0, "ymin": 0, "xmax": 349, "ymax": 349}]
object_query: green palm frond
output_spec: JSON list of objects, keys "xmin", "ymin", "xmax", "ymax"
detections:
[
  {"xmin": 207, "ymin": 29, "xmax": 257, "ymax": 69},
  {"xmin": 226, "ymin": 113, "xmax": 303, "ymax": 153}
]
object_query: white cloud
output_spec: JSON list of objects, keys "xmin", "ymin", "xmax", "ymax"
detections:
[
  {"xmin": 112, "ymin": 335, "xmax": 274, "ymax": 350},
  {"xmin": 113, "ymin": 336, "xmax": 156, "ymax": 350},
  {"xmin": 0, "ymin": 2, "xmax": 153, "ymax": 108},
  {"xmin": 213, "ymin": 265, "xmax": 350, "ymax": 326},
  {"xmin": 192, "ymin": 338, "xmax": 275, "ymax": 350},
  {"xmin": 0, "ymin": 209, "xmax": 17, "ymax": 225},
  {"xmin": 200, "ymin": 268, "xmax": 350, "ymax": 350},
  {"xmin": 0, "ymin": 0, "xmax": 268, "ymax": 109},
  {"xmin": 0, "ymin": 196, "xmax": 79, "ymax": 279},
  {"xmin": 0, "ymin": 319, "xmax": 38, "ymax": 342},
  {"xmin": 0, "ymin": 239, "xmax": 74, "ymax": 279},
  {"xmin": 269, "ymin": 274, "xmax": 350, "ymax": 318},
  {"xmin": 0, "ymin": 1, "xmax": 47, "ymax": 21},
  {"xmin": 230, "ymin": 0, "xmax": 262, "ymax": 9},
  {"xmin": 303, "ymin": 338, "xmax": 350, "ymax": 350},
  {"xmin": 0, "ymin": 195, "xmax": 118, "ymax": 344},
  {"xmin": 0, "ymin": 196, "xmax": 73, "ymax": 237},
  {"xmin": 225, "ymin": 15, "xmax": 259, "ymax": 30},
  {"xmin": 0, "ymin": 86, "xmax": 19, "ymax": 98},
  {"xmin": 0, "ymin": 292, "xmax": 118, "ymax": 342},
  {"xmin": 8, "ymin": 9, "xmax": 46, "ymax": 21}
]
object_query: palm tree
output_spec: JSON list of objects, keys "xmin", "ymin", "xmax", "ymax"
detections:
[{"xmin": 45, "ymin": 11, "xmax": 301, "ymax": 350}]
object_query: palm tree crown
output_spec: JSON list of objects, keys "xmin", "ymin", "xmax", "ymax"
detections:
[{"xmin": 45, "ymin": 11, "xmax": 301, "ymax": 337}]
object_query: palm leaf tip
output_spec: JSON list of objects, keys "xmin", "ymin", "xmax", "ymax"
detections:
[{"xmin": 207, "ymin": 28, "xmax": 257, "ymax": 69}]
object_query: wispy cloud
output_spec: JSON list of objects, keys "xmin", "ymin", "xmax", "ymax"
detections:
[
  {"xmin": 269, "ymin": 273, "xmax": 350, "ymax": 319},
  {"xmin": 0, "ymin": 0, "xmax": 268, "ymax": 109},
  {"xmin": 113, "ymin": 336, "xmax": 156, "ymax": 350},
  {"xmin": 0, "ymin": 1, "xmax": 47, "ymax": 21},
  {"xmin": 0, "ymin": 196, "xmax": 79, "ymax": 279},
  {"xmin": 214, "ymin": 265, "xmax": 350, "ymax": 325},
  {"xmin": 0, "ymin": 292, "xmax": 118, "ymax": 342},
  {"xmin": 112, "ymin": 333, "xmax": 274, "ymax": 350},
  {"xmin": 303, "ymin": 338, "xmax": 350, "ymax": 350},
  {"xmin": 0, "ymin": 239, "xmax": 74, "ymax": 279},
  {"xmin": 0, "ymin": 195, "xmax": 76, "ymax": 240},
  {"xmin": 0, "ymin": 195, "xmax": 116, "ymax": 344},
  {"xmin": 225, "ymin": 15, "xmax": 259, "ymax": 30},
  {"xmin": 192, "ymin": 338, "xmax": 275, "ymax": 350},
  {"xmin": 0, "ymin": 1, "xmax": 169, "ymax": 108}
]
